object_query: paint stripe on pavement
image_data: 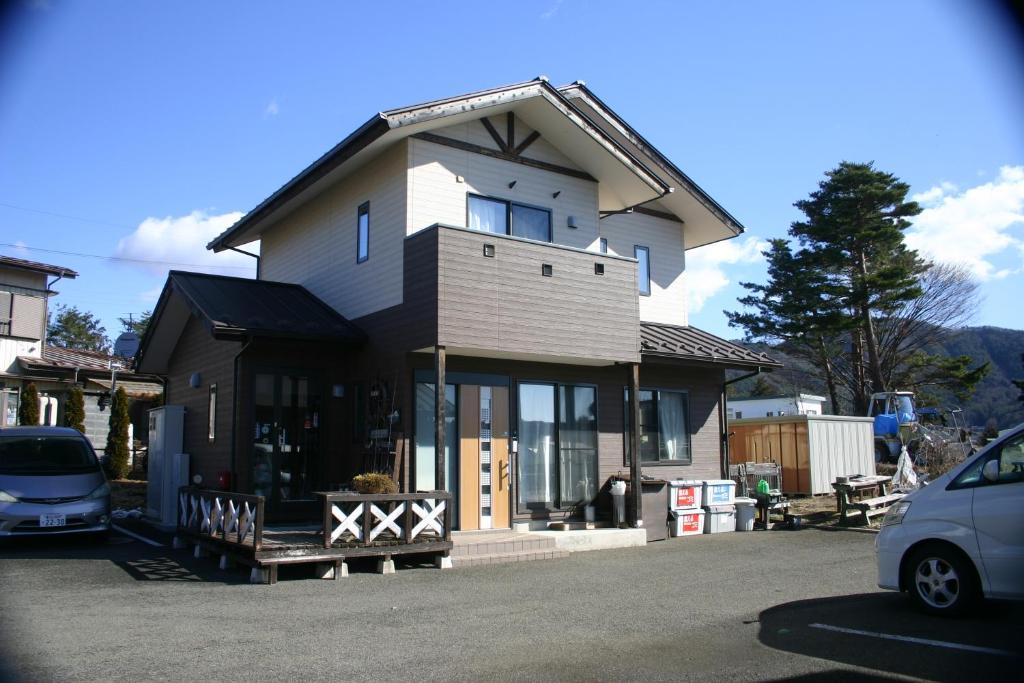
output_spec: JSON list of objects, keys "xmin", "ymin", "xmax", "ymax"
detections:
[
  {"xmin": 111, "ymin": 524, "xmax": 164, "ymax": 547},
  {"xmin": 809, "ymin": 623, "xmax": 1017, "ymax": 657}
]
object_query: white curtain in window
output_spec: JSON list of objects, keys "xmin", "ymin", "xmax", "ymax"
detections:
[
  {"xmin": 468, "ymin": 196, "xmax": 507, "ymax": 234},
  {"xmin": 657, "ymin": 391, "xmax": 687, "ymax": 461}
]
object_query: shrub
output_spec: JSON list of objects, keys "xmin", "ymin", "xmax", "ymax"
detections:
[
  {"xmin": 352, "ymin": 472, "xmax": 398, "ymax": 494},
  {"xmin": 105, "ymin": 387, "xmax": 130, "ymax": 480},
  {"xmin": 18, "ymin": 383, "xmax": 40, "ymax": 425},
  {"xmin": 64, "ymin": 386, "xmax": 86, "ymax": 433}
]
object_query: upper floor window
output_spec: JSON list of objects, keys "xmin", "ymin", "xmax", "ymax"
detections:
[
  {"xmin": 634, "ymin": 245, "xmax": 651, "ymax": 296},
  {"xmin": 0, "ymin": 289, "xmax": 45, "ymax": 340},
  {"xmin": 356, "ymin": 202, "xmax": 370, "ymax": 263},
  {"xmin": 468, "ymin": 194, "xmax": 552, "ymax": 243},
  {"xmin": 599, "ymin": 237, "xmax": 608, "ymax": 254}
]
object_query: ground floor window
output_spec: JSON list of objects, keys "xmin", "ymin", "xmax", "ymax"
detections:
[
  {"xmin": 625, "ymin": 388, "xmax": 691, "ymax": 465},
  {"xmin": 413, "ymin": 382, "xmax": 457, "ymax": 493},
  {"xmin": 518, "ymin": 382, "xmax": 597, "ymax": 511}
]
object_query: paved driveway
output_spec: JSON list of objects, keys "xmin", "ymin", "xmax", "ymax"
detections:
[{"xmin": 1, "ymin": 526, "xmax": 1020, "ymax": 682}]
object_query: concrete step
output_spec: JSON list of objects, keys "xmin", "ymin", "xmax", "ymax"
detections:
[
  {"xmin": 451, "ymin": 535, "xmax": 558, "ymax": 558},
  {"xmin": 453, "ymin": 548, "xmax": 570, "ymax": 568}
]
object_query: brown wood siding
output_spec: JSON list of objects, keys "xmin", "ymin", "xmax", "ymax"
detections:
[
  {"xmin": 403, "ymin": 225, "xmax": 640, "ymax": 365},
  {"xmin": 402, "ymin": 353, "xmax": 724, "ymax": 520},
  {"xmin": 164, "ymin": 316, "xmax": 239, "ymax": 488}
]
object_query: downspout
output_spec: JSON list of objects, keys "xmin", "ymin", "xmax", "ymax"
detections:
[
  {"xmin": 721, "ymin": 367, "xmax": 766, "ymax": 479},
  {"xmin": 228, "ymin": 247, "xmax": 261, "ymax": 280},
  {"xmin": 230, "ymin": 336, "xmax": 254, "ymax": 492}
]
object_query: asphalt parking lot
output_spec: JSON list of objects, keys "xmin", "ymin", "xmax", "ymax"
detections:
[{"xmin": 1, "ymin": 524, "xmax": 1020, "ymax": 682}]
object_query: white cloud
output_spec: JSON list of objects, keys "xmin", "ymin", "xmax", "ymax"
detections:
[
  {"xmin": 686, "ymin": 236, "xmax": 768, "ymax": 313},
  {"xmin": 540, "ymin": 0, "xmax": 563, "ymax": 20},
  {"xmin": 115, "ymin": 210, "xmax": 257, "ymax": 277},
  {"xmin": 264, "ymin": 98, "xmax": 279, "ymax": 118},
  {"xmin": 12, "ymin": 240, "xmax": 30, "ymax": 257},
  {"xmin": 911, "ymin": 181, "xmax": 958, "ymax": 207},
  {"xmin": 905, "ymin": 166, "xmax": 1024, "ymax": 280}
]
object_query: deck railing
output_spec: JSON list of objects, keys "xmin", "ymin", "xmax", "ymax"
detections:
[
  {"xmin": 178, "ymin": 486, "xmax": 266, "ymax": 551},
  {"xmin": 319, "ymin": 491, "xmax": 452, "ymax": 549}
]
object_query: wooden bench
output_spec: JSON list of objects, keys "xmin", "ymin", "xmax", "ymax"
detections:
[{"xmin": 847, "ymin": 493, "xmax": 905, "ymax": 525}]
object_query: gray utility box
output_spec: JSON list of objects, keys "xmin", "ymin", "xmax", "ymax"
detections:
[
  {"xmin": 627, "ymin": 479, "xmax": 669, "ymax": 542},
  {"xmin": 146, "ymin": 405, "xmax": 187, "ymax": 529}
]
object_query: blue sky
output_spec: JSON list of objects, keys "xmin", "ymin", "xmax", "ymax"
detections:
[{"xmin": 1, "ymin": 0, "xmax": 1022, "ymax": 342}]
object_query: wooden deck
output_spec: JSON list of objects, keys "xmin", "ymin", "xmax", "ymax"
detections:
[{"xmin": 175, "ymin": 488, "xmax": 453, "ymax": 583}]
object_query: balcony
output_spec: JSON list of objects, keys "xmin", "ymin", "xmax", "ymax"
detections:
[{"xmin": 404, "ymin": 224, "xmax": 640, "ymax": 365}]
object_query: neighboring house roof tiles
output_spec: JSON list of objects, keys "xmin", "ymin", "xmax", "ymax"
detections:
[
  {"xmin": 0, "ymin": 255, "xmax": 78, "ymax": 279},
  {"xmin": 639, "ymin": 322, "xmax": 781, "ymax": 369}
]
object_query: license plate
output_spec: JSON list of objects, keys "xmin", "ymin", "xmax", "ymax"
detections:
[{"xmin": 39, "ymin": 513, "xmax": 66, "ymax": 528}]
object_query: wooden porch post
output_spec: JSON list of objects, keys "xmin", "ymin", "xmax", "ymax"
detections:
[
  {"xmin": 435, "ymin": 345, "xmax": 446, "ymax": 491},
  {"xmin": 629, "ymin": 362, "xmax": 643, "ymax": 527}
]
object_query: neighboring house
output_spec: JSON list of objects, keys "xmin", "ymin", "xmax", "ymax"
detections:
[
  {"xmin": 727, "ymin": 394, "xmax": 827, "ymax": 420},
  {"xmin": 0, "ymin": 255, "xmax": 77, "ymax": 426},
  {"xmin": 137, "ymin": 78, "xmax": 780, "ymax": 528},
  {"xmin": 1, "ymin": 254, "xmax": 161, "ymax": 454}
]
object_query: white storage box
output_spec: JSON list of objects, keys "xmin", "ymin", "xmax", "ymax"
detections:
[
  {"xmin": 703, "ymin": 504, "xmax": 736, "ymax": 534},
  {"xmin": 670, "ymin": 509, "xmax": 705, "ymax": 537},
  {"xmin": 734, "ymin": 497, "xmax": 757, "ymax": 532},
  {"xmin": 668, "ymin": 480, "xmax": 704, "ymax": 510},
  {"xmin": 702, "ymin": 479, "xmax": 736, "ymax": 506}
]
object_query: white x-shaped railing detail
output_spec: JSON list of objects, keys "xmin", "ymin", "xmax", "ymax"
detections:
[
  {"xmin": 209, "ymin": 497, "xmax": 225, "ymax": 535},
  {"xmin": 223, "ymin": 500, "xmax": 239, "ymax": 537},
  {"xmin": 330, "ymin": 503, "xmax": 365, "ymax": 543},
  {"xmin": 238, "ymin": 501, "xmax": 256, "ymax": 544},
  {"xmin": 369, "ymin": 503, "xmax": 405, "ymax": 541},
  {"xmin": 179, "ymin": 491, "xmax": 189, "ymax": 527},
  {"xmin": 187, "ymin": 494, "xmax": 200, "ymax": 528},
  {"xmin": 411, "ymin": 500, "xmax": 445, "ymax": 538},
  {"xmin": 199, "ymin": 498, "xmax": 212, "ymax": 533}
]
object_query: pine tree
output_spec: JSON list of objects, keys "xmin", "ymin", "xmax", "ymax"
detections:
[
  {"xmin": 18, "ymin": 382, "xmax": 40, "ymax": 426},
  {"xmin": 105, "ymin": 387, "xmax": 130, "ymax": 480},
  {"xmin": 64, "ymin": 386, "xmax": 86, "ymax": 433}
]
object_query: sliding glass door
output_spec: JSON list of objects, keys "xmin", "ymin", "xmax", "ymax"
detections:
[{"xmin": 517, "ymin": 382, "xmax": 597, "ymax": 512}]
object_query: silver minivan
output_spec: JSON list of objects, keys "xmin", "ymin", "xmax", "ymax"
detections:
[{"xmin": 0, "ymin": 426, "xmax": 111, "ymax": 538}]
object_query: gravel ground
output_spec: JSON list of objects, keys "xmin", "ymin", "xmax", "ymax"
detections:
[{"xmin": 0, "ymin": 526, "xmax": 1019, "ymax": 682}]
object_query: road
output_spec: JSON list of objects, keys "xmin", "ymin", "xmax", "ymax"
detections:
[{"xmin": 1, "ymin": 525, "xmax": 1020, "ymax": 682}]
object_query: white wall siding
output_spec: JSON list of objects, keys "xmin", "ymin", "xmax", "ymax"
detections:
[
  {"xmin": 599, "ymin": 211, "xmax": 687, "ymax": 326},
  {"xmin": 260, "ymin": 141, "xmax": 408, "ymax": 320},
  {"xmin": 1, "ymin": 338, "xmax": 40, "ymax": 374},
  {"xmin": 408, "ymin": 137, "xmax": 599, "ymax": 252}
]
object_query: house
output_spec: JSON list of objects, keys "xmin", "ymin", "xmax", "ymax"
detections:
[
  {"xmin": 137, "ymin": 78, "xmax": 780, "ymax": 530},
  {"xmin": 726, "ymin": 394, "xmax": 827, "ymax": 420},
  {"xmin": 1, "ymin": 254, "xmax": 162, "ymax": 455}
]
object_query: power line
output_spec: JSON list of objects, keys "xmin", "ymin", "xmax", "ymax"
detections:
[
  {"xmin": 0, "ymin": 242, "xmax": 255, "ymax": 270},
  {"xmin": 0, "ymin": 201, "xmax": 136, "ymax": 231}
]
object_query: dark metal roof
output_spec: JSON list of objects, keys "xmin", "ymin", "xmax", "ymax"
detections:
[
  {"xmin": 0, "ymin": 255, "xmax": 78, "ymax": 278},
  {"xmin": 165, "ymin": 271, "xmax": 365, "ymax": 343},
  {"xmin": 640, "ymin": 322, "xmax": 781, "ymax": 369}
]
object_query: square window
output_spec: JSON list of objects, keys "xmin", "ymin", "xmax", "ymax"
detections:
[
  {"xmin": 542, "ymin": 264, "xmax": 553, "ymax": 277},
  {"xmin": 594, "ymin": 263, "xmax": 604, "ymax": 275}
]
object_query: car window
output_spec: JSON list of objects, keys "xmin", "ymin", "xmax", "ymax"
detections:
[
  {"xmin": 0, "ymin": 436, "xmax": 99, "ymax": 475},
  {"xmin": 951, "ymin": 432, "xmax": 1024, "ymax": 488}
]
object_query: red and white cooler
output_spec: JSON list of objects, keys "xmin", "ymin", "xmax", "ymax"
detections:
[
  {"xmin": 670, "ymin": 508, "xmax": 705, "ymax": 537},
  {"xmin": 668, "ymin": 480, "xmax": 704, "ymax": 510}
]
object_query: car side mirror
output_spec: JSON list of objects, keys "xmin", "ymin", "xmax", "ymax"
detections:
[{"xmin": 982, "ymin": 458, "xmax": 1000, "ymax": 483}]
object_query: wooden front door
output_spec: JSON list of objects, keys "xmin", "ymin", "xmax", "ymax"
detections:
[{"xmin": 458, "ymin": 385, "xmax": 511, "ymax": 530}]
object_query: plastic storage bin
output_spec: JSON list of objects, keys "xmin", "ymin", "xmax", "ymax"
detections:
[
  {"xmin": 702, "ymin": 479, "xmax": 736, "ymax": 506},
  {"xmin": 668, "ymin": 480, "xmax": 704, "ymax": 510},
  {"xmin": 670, "ymin": 509, "xmax": 705, "ymax": 537},
  {"xmin": 734, "ymin": 497, "xmax": 756, "ymax": 532},
  {"xmin": 703, "ymin": 504, "xmax": 736, "ymax": 533}
]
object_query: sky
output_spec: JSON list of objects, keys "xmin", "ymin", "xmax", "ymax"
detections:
[{"xmin": 1, "ymin": 0, "xmax": 1022, "ymax": 343}]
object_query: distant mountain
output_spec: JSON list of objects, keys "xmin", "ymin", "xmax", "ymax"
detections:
[{"xmin": 727, "ymin": 326, "xmax": 1024, "ymax": 429}]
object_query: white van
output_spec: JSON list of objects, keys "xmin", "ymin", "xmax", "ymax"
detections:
[{"xmin": 875, "ymin": 423, "xmax": 1024, "ymax": 615}]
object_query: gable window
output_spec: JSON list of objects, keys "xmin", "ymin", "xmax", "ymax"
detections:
[
  {"xmin": 599, "ymin": 237, "xmax": 608, "ymax": 254},
  {"xmin": 356, "ymin": 202, "xmax": 369, "ymax": 263},
  {"xmin": 468, "ymin": 194, "xmax": 552, "ymax": 242},
  {"xmin": 634, "ymin": 246, "xmax": 651, "ymax": 296},
  {"xmin": 624, "ymin": 388, "xmax": 691, "ymax": 465}
]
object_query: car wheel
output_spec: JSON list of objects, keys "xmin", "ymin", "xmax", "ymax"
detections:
[{"xmin": 904, "ymin": 545, "xmax": 978, "ymax": 616}]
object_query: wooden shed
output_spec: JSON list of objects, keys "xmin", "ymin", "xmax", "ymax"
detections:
[{"xmin": 727, "ymin": 415, "xmax": 876, "ymax": 495}]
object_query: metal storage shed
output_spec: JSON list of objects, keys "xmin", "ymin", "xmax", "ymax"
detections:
[{"xmin": 727, "ymin": 415, "xmax": 876, "ymax": 495}]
